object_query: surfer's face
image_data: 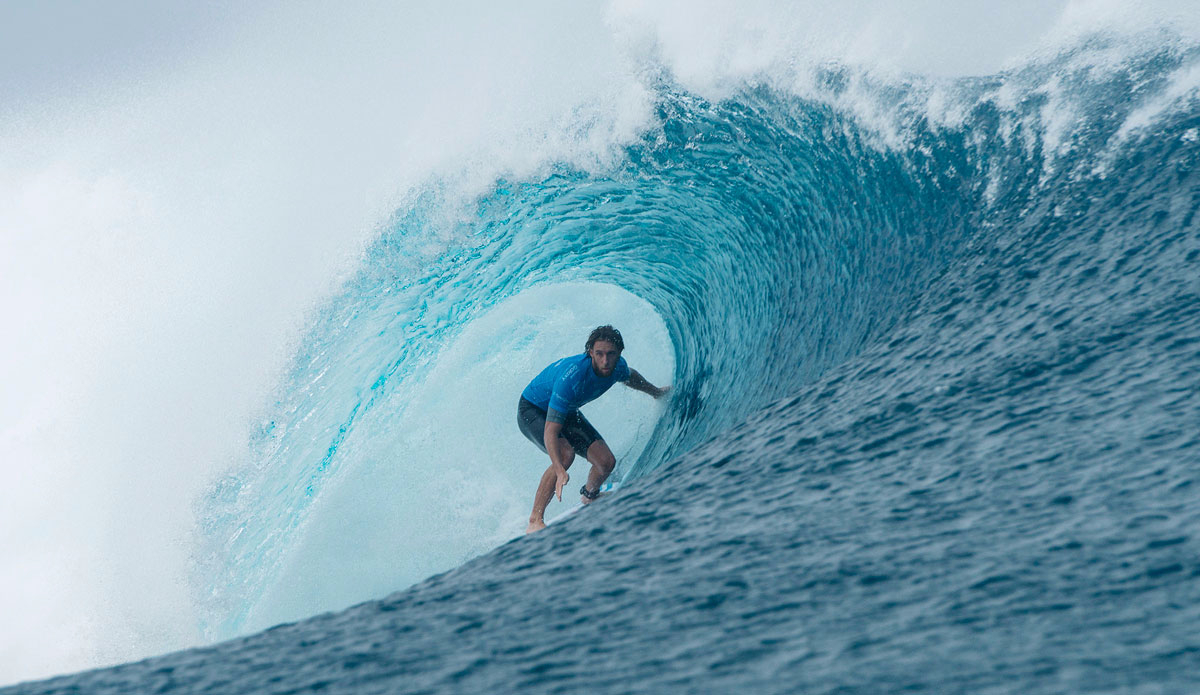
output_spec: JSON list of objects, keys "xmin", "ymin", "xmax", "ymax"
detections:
[{"xmin": 589, "ymin": 340, "xmax": 620, "ymax": 377}]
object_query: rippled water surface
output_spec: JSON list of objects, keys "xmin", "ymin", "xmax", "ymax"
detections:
[{"xmin": 7, "ymin": 41, "xmax": 1200, "ymax": 695}]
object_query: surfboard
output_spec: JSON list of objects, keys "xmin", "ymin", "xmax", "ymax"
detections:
[{"xmin": 546, "ymin": 480, "xmax": 621, "ymax": 525}]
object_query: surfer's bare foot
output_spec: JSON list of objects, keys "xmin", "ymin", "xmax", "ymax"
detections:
[
  {"xmin": 526, "ymin": 519, "xmax": 546, "ymax": 534},
  {"xmin": 581, "ymin": 494, "xmax": 593, "ymax": 505}
]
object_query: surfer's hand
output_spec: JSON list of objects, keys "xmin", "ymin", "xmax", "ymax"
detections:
[
  {"xmin": 554, "ymin": 465, "xmax": 569, "ymax": 501},
  {"xmin": 655, "ymin": 385, "xmax": 672, "ymax": 399}
]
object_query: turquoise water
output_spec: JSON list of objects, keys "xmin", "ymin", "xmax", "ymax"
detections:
[{"xmin": 9, "ymin": 33, "xmax": 1200, "ymax": 695}]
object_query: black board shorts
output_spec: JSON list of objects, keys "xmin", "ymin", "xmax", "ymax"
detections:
[{"xmin": 517, "ymin": 396, "xmax": 602, "ymax": 458}]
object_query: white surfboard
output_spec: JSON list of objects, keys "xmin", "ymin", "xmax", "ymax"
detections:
[{"xmin": 546, "ymin": 480, "xmax": 621, "ymax": 525}]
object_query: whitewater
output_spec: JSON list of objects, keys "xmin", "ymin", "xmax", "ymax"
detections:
[{"xmin": 2, "ymin": 2, "xmax": 1200, "ymax": 692}]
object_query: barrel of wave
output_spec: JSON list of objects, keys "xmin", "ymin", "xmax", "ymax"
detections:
[{"xmin": 240, "ymin": 281, "xmax": 675, "ymax": 633}]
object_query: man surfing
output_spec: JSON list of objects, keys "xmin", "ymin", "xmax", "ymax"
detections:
[{"xmin": 518, "ymin": 325, "xmax": 670, "ymax": 533}]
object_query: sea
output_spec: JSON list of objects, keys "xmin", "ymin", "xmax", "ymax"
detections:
[{"xmin": 3, "ymin": 4, "xmax": 1199, "ymax": 694}]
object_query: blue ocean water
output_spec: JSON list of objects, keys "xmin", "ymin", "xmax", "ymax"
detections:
[{"xmin": 7, "ymin": 39, "xmax": 1200, "ymax": 695}]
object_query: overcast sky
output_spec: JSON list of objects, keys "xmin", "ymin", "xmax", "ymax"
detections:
[{"xmin": 0, "ymin": 0, "xmax": 255, "ymax": 110}]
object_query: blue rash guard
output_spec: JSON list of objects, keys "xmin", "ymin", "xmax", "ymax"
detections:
[{"xmin": 521, "ymin": 353, "xmax": 631, "ymax": 423}]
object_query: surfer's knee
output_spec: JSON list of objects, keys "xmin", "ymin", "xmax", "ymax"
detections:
[{"xmin": 590, "ymin": 448, "xmax": 615, "ymax": 475}]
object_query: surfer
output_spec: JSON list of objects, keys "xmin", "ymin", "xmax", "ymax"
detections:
[{"xmin": 519, "ymin": 325, "xmax": 670, "ymax": 534}]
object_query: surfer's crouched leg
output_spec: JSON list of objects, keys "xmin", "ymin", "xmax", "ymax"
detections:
[{"xmin": 581, "ymin": 440, "xmax": 616, "ymax": 505}]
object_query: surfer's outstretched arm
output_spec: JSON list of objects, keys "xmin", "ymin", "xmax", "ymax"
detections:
[{"xmin": 625, "ymin": 369, "xmax": 671, "ymax": 399}]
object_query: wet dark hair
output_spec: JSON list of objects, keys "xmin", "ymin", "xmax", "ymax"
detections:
[{"xmin": 586, "ymin": 325, "xmax": 624, "ymax": 353}]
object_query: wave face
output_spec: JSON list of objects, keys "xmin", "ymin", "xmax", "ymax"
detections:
[
  {"xmin": 13, "ymin": 36, "xmax": 1200, "ymax": 695},
  {"xmin": 191, "ymin": 82, "xmax": 973, "ymax": 637}
]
